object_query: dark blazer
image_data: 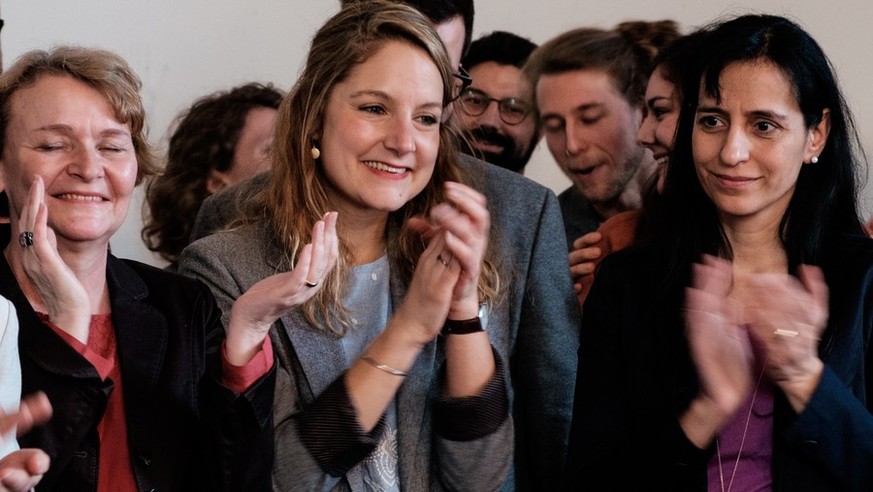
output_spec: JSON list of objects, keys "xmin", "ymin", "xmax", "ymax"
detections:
[
  {"xmin": 190, "ymin": 154, "xmax": 582, "ymax": 490},
  {"xmin": 2, "ymin": 252, "xmax": 275, "ymax": 492},
  {"xmin": 567, "ymin": 234, "xmax": 873, "ymax": 491}
]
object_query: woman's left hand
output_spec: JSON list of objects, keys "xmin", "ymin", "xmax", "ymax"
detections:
[
  {"xmin": 744, "ymin": 265, "xmax": 829, "ymax": 411},
  {"xmin": 407, "ymin": 182, "xmax": 488, "ymax": 319}
]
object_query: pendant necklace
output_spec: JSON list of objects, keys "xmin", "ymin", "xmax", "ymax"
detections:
[{"xmin": 715, "ymin": 367, "xmax": 766, "ymax": 492}]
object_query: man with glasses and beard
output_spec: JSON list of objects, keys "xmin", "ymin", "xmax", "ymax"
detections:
[{"xmin": 452, "ymin": 31, "xmax": 540, "ymax": 173}]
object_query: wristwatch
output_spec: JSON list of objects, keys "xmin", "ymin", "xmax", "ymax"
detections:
[{"xmin": 441, "ymin": 304, "xmax": 486, "ymax": 335}]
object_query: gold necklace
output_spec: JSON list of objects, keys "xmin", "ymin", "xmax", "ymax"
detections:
[{"xmin": 715, "ymin": 367, "xmax": 766, "ymax": 492}]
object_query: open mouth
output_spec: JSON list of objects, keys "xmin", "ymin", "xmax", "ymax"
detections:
[
  {"xmin": 363, "ymin": 161, "xmax": 407, "ymax": 175},
  {"xmin": 55, "ymin": 193, "xmax": 105, "ymax": 202},
  {"xmin": 572, "ymin": 167, "xmax": 596, "ymax": 176}
]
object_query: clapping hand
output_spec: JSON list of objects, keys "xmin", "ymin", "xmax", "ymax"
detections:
[
  {"xmin": 744, "ymin": 265, "xmax": 828, "ymax": 411},
  {"xmin": 0, "ymin": 393, "xmax": 52, "ymax": 492},
  {"xmin": 406, "ymin": 182, "xmax": 489, "ymax": 322},
  {"xmin": 681, "ymin": 255, "xmax": 756, "ymax": 446},
  {"xmin": 225, "ymin": 211, "xmax": 339, "ymax": 365}
]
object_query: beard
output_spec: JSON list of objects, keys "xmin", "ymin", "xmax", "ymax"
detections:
[{"xmin": 461, "ymin": 126, "xmax": 533, "ymax": 173}]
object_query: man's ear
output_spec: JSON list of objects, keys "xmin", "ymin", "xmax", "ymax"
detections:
[{"xmin": 206, "ymin": 169, "xmax": 230, "ymax": 195}]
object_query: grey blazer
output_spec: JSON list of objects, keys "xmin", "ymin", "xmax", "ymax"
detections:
[
  {"xmin": 190, "ymin": 154, "xmax": 582, "ymax": 490},
  {"xmin": 179, "ymin": 221, "xmax": 513, "ymax": 491}
]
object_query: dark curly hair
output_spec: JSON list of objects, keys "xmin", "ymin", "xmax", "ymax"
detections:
[
  {"xmin": 462, "ymin": 30, "xmax": 537, "ymax": 70},
  {"xmin": 142, "ymin": 82, "xmax": 283, "ymax": 264}
]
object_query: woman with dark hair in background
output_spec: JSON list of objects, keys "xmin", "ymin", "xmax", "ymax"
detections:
[
  {"xmin": 142, "ymin": 82, "xmax": 282, "ymax": 268},
  {"xmin": 568, "ymin": 14, "xmax": 873, "ymax": 490}
]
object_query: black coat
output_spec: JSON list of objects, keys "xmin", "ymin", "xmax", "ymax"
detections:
[
  {"xmin": 3, "ymin": 253, "xmax": 275, "ymax": 491},
  {"xmin": 567, "ymin": 234, "xmax": 873, "ymax": 491}
]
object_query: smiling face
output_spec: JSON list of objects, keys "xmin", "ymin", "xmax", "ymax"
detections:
[
  {"xmin": 0, "ymin": 74, "xmax": 138, "ymax": 248},
  {"xmin": 318, "ymin": 40, "xmax": 443, "ymax": 217},
  {"xmin": 637, "ymin": 66, "xmax": 680, "ymax": 192},
  {"xmin": 692, "ymin": 60, "xmax": 828, "ymax": 227},
  {"xmin": 452, "ymin": 61, "xmax": 538, "ymax": 172},
  {"xmin": 537, "ymin": 69, "xmax": 651, "ymax": 206}
]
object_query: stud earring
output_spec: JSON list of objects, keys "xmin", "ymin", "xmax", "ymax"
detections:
[
  {"xmin": 311, "ymin": 146, "xmax": 321, "ymax": 160},
  {"xmin": 810, "ymin": 156, "xmax": 819, "ymax": 164}
]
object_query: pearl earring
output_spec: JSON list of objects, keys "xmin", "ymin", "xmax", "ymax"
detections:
[
  {"xmin": 311, "ymin": 146, "xmax": 321, "ymax": 160},
  {"xmin": 811, "ymin": 156, "xmax": 819, "ymax": 164}
]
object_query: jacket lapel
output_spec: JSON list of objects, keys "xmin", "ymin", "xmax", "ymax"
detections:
[
  {"xmin": 258, "ymin": 229, "xmax": 348, "ymax": 399},
  {"xmin": 106, "ymin": 257, "xmax": 168, "ymax": 403},
  {"xmin": 389, "ymin": 264, "xmax": 435, "ymax": 489},
  {"xmin": 280, "ymin": 309, "xmax": 346, "ymax": 400}
]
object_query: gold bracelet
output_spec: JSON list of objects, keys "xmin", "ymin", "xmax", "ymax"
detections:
[{"xmin": 360, "ymin": 356, "xmax": 408, "ymax": 377}]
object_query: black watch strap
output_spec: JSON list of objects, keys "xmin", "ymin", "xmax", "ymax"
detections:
[{"xmin": 441, "ymin": 316, "xmax": 484, "ymax": 335}]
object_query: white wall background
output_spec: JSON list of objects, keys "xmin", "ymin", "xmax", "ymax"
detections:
[{"xmin": 3, "ymin": 1, "xmax": 872, "ymax": 266}]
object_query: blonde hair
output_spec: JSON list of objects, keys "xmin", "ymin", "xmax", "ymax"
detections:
[
  {"xmin": 247, "ymin": 0, "xmax": 501, "ymax": 333},
  {"xmin": 0, "ymin": 46, "xmax": 157, "ymax": 184}
]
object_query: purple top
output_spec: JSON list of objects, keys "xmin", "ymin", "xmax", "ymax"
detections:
[{"xmin": 707, "ymin": 376, "xmax": 775, "ymax": 491}]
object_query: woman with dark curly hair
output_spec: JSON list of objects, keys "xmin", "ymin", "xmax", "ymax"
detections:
[{"xmin": 142, "ymin": 83, "xmax": 282, "ymax": 268}]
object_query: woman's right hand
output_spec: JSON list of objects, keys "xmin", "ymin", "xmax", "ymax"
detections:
[
  {"xmin": 681, "ymin": 255, "xmax": 755, "ymax": 447},
  {"xmin": 225, "ymin": 212, "xmax": 338, "ymax": 365},
  {"xmin": 17, "ymin": 178, "xmax": 91, "ymax": 343}
]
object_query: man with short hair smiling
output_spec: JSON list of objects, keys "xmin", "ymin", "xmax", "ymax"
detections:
[
  {"xmin": 452, "ymin": 31, "xmax": 540, "ymax": 173},
  {"xmin": 523, "ymin": 22, "xmax": 677, "ymax": 250}
]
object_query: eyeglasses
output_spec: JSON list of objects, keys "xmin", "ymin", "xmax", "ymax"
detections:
[
  {"xmin": 457, "ymin": 87, "xmax": 532, "ymax": 125},
  {"xmin": 451, "ymin": 65, "xmax": 472, "ymax": 101}
]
